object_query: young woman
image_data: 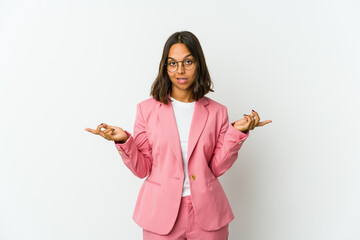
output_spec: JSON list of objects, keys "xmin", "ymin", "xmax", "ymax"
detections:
[{"xmin": 85, "ymin": 31, "xmax": 272, "ymax": 240}]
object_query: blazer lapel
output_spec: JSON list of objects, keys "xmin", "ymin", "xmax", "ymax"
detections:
[
  {"xmin": 158, "ymin": 99, "xmax": 183, "ymax": 171},
  {"xmin": 187, "ymin": 97, "xmax": 209, "ymax": 163},
  {"xmin": 158, "ymin": 93, "xmax": 209, "ymax": 171}
]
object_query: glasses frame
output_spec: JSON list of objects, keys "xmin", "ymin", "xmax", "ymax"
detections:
[{"xmin": 165, "ymin": 58, "xmax": 196, "ymax": 73}]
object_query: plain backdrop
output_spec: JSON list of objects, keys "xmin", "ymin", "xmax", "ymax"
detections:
[{"xmin": 1, "ymin": 0, "xmax": 359, "ymax": 239}]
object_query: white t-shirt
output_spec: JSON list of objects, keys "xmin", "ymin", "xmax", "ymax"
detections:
[{"xmin": 170, "ymin": 96, "xmax": 195, "ymax": 197}]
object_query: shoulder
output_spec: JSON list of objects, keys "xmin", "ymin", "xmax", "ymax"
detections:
[
  {"xmin": 203, "ymin": 96, "xmax": 228, "ymax": 113},
  {"xmin": 135, "ymin": 97, "xmax": 160, "ymax": 118},
  {"xmin": 137, "ymin": 97, "xmax": 158, "ymax": 108},
  {"xmin": 203, "ymin": 97, "xmax": 232, "ymax": 125}
]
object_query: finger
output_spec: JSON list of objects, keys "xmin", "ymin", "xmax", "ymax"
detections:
[
  {"xmin": 110, "ymin": 128, "xmax": 115, "ymax": 135},
  {"xmin": 103, "ymin": 128, "xmax": 113, "ymax": 136},
  {"xmin": 246, "ymin": 114, "xmax": 256, "ymax": 130},
  {"xmin": 98, "ymin": 131, "xmax": 107, "ymax": 139},
  {"xmin": 102, "ymin": 131, "xmax": 112, "ymax": 140},
  {"xmin": 244, "ymin": 115, "xmax": 252, "ymax": 130},
  {"xmin": 257, "ymin": 120, "xmax": 272, "ymax": 126},
  {"xmin": 251, "ymin": 110, "xmax": 260, "ymax": 126},
  {"xmin": 102, "ymin": 128, "xmax": 115, "ymax": 139},
  {"xmin": 85, "ymin": 128, "xmax": 98, "ymax": 134},
  {"xmin": 96, "ymin": 123, "xmax": 105, "ymax": 133},
  {"xmin": 102, "ymin": 123, "xmax": 113, "ymax": 130},
  {"xmin": 251, "ymin": 119, "xmax": 256, "ymax": 130}
]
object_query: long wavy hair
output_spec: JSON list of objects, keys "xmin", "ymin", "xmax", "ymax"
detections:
[{"xmin": 150, "ymin": 31, "xmax": 214, "ymax": 105}]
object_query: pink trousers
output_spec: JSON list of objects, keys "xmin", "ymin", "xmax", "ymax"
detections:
[{"xmin": 143, "ymin": 195, "xmax": 229, "ymax": 240}]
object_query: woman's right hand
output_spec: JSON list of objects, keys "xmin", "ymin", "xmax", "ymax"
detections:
[{"xmin": 85, "ymin": 123, "xmax": 129, "ymax": 143}]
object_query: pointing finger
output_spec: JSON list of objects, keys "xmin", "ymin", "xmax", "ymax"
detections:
[
  {"xmin": 257, "ymin": 120, "xmax": 272, "ymax": 126},
  {"xmin": 85, "ymin": 128, "xmax": 98, "ymax": 135}
]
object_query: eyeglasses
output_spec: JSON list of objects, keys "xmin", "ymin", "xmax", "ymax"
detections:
[{"xmin": 165, "ymin": 58, "xmax": 195, "ymax": 72}]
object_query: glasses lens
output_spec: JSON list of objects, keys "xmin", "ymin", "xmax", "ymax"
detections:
[
  {"xmin": 167, "ymin": 61, "xmax": 177, "ymax": 72},
  {"xmin": 184, "ymin": 59, "xmax": 194, "ymax": 71}
]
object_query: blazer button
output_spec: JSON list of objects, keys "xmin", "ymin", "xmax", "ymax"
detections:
[
  {"xmin": 191, "ymin": 174, "xmax": 196, "ymax": 180},
  {"xmin": 238, "ymin": 141, "xmax": 243, "ymax": 144},
  {"xmin": 118, "ymin": 150, "xmax": 123, "ymax": 154}
]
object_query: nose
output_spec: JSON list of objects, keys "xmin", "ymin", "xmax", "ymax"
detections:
[{"xmin": 177, "ymin": 62, "xmax": 185, "ymax": 74}]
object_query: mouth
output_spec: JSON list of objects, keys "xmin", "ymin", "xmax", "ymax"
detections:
[{"xmin": 176, "ymin": 78, "xmax": 188, "ymax": 84}]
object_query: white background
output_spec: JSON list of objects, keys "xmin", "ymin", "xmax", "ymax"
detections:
[{"xmin": 1, "ymin": 0, "xmax": 359, "ymax": 239}]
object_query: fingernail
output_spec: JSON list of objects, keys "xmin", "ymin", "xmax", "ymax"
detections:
[
  {"xmin": 101, "ymin": 123, "xmax": 103, "ymax": 125},
  {"xmin": 252, "ymin": 110, "xmax": 255, "ymax": 112},
  {"xmin": 243, "ymin": 114, "xmax": 247, "ymax": 116}
]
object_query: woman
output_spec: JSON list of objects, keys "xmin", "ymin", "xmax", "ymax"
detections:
[{"xmin": 85, "ymin": 31, "xmax": 272, "ymax": 240}]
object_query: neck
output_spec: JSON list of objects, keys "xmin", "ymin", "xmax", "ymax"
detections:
[
  {"xmin": 170, "ymin": 90, "xmax": 193, "ymax": 102},
  {"xmin": 170, "ymin": 90, "xmax": 194, "ymax": 103}
]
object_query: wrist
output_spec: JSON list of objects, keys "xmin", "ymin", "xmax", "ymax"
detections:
[
  {"xmin": 115, "ymin": 135, "xmax": 129, "ymax": 144},
  {"xmin": 231, "ymin": 122, "xmax": 248, "ymax": 133}
]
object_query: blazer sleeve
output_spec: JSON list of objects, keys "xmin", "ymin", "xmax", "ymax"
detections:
[
  {"xmin": 113, "ymin": 103, "xmax": 153, "ymax": 179},
  {"xmin": 209, "ymin": 107, "xmax": 250, "ymax": 177}
]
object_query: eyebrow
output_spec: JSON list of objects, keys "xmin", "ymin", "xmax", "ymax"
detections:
[{"xmin": 167, "ymin": 54, "xmax": 193, "ymax": 60}]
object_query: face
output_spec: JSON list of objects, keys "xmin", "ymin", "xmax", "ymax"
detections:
[{"xmin": 167, "ymin": 43, "xmax": 197, "ymax": 98}]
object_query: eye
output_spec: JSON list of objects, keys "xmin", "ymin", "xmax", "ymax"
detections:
[
  {"xmin": 168, "ymin": 61, "xmax": 176, "ymax": 66},
  {"xmin": 185, "ymin": 59, "xmax": 193, "ymax": 65}
]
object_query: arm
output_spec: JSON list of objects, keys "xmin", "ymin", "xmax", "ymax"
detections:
[
  {"xmin": 114, "ymin": 103, "xmax": 153, "ymax": 179},
  {"xmin": 209, "ymin": 107, "xmax": 250, "ymax": 177}
]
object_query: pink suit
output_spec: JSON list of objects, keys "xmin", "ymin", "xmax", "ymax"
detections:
[{"xmin": 114, "ymin": 95, "xmax": 249, "ymax": 235}]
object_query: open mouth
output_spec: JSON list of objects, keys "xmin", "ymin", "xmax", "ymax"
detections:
[{"xmin": 176, "ymin": 78, "xmax": 188, "ymax": 84}]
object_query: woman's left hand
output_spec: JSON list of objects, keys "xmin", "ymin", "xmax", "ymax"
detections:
[{"xmin": 232, "ymin": 110, "xmax": 272, "ymax": 133}]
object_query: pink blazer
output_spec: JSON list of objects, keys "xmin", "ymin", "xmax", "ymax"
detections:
[{"xmin": 114, "ymin": 95, "xmax": 250, "ymax": 235}]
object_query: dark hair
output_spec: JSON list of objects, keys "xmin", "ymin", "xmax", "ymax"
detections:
[{"xmin": 150, "ymin": 31, "xmax": 214, "ymax": 105}]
